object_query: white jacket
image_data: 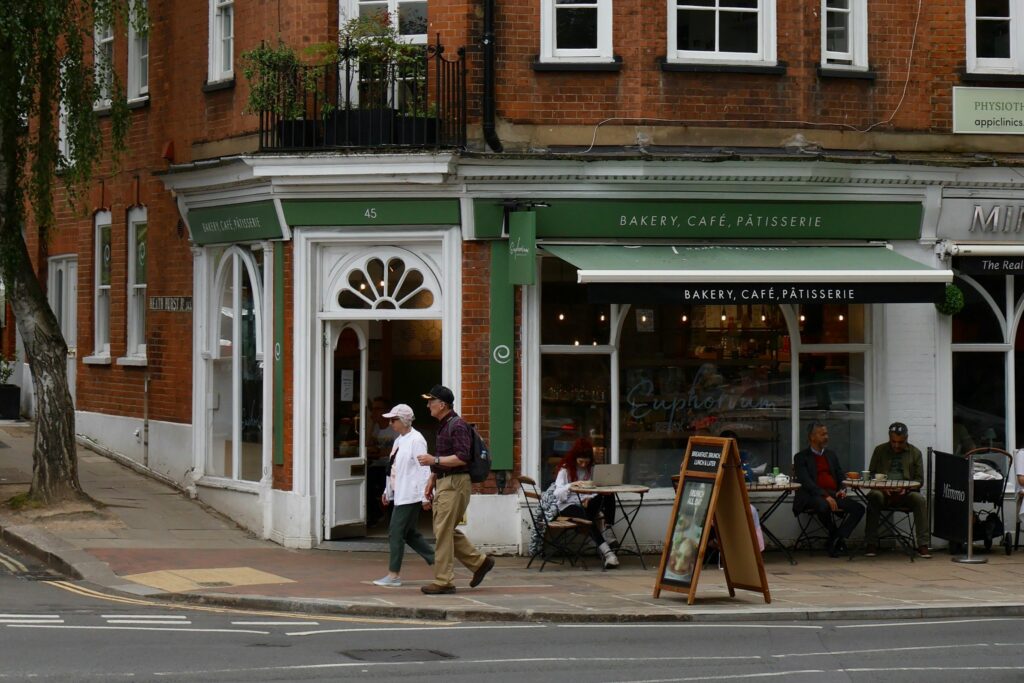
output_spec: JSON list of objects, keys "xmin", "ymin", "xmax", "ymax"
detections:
[{"xmin": 384, "ymin": 428, "xmax": 432, "ymax": 506}]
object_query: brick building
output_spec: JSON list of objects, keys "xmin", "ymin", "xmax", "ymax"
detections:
[{"xmin": 35, "ymin": 1, "xmax": 1024, "ymax": 551}]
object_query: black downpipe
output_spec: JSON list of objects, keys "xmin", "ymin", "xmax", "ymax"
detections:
[{"xmin": 482, "ymin": 0, "xmax": 503, "ymax": 152}]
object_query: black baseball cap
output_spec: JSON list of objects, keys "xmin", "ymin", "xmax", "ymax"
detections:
[
  {"xmin": 889, "ymin": 421, "xmax": 908, "ymax": 436},
  {"xmin": 422, "ymin": 384, "xmax": 455, "ymax": 405}
]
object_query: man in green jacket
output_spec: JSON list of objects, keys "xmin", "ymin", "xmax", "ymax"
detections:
[{"xmin": 864, "ymin": 422, "xmax": 931, "ymax": 558}]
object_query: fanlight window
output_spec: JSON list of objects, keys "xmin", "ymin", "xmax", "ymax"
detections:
[{"xmin": 337, "ymin": 256, "xmax": 435, "ymax": 310}]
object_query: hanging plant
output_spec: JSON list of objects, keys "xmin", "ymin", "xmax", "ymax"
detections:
[{"xmin": 935, "ymin": 283, "xmax": 965, "ymax": 316}]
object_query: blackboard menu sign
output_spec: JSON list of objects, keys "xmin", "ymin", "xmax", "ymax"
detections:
[{"xmin": 654, "ymin": 436, "xmax": 770, "ymax": 605}]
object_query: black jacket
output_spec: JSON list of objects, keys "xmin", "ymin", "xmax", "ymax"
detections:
[{"xmin": 792, "ymin": 447, "xmax": 844, "ymax": 513}]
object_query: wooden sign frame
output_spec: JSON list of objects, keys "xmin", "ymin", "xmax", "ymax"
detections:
[{"xmin": 653, "ymin": 436, "xmax": 770, "ymax": 605}]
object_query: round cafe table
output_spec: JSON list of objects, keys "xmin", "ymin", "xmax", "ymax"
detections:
[{"xmin": 569, "ymin": 481, "xmax": 650, "ymax": 569}]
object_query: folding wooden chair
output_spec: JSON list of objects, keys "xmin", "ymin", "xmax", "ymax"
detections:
[{"xmin": 519, "ymin": 476, "xmax": 592, "ymax": 571}]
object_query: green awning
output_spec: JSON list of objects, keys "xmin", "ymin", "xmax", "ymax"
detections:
[{"xmin": 542, "ymin": 245, "xmax": 953, "ymax": 304}]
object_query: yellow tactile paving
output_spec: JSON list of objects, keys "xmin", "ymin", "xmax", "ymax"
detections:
[{"xmin": 123, "ymin": 566, "xmax": 295, "ymax": 593}]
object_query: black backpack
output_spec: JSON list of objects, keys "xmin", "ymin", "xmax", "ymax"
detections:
[{"xmin": 448, "ymin": 417, "xmax": 491, "ymax": 483}]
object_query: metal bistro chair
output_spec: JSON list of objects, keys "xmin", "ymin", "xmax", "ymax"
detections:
[
  {"xmin": 519, "ymin": 476, "xmax": 593, "ymax": 571},
  {"xmin": 792, "ymin": 507, "xmax": 851, "ymax": 556},
  {"xmin": 875, "ymin": 504, "xmax": 918, "ymax": 560}
]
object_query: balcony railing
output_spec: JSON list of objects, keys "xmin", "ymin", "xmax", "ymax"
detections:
[{"xmin": 257, "ymin": 36, "xmax": 466, "ymax": 151}]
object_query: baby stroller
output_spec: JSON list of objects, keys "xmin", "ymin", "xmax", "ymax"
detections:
[{"xmin": 954, "ymin": 448, "xmax": 1014, "ymax": 555}]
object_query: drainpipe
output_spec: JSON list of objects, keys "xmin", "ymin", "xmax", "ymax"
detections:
[{"xmin": 482, "ymin": 0, "xmax": 503, "ymax": 152}]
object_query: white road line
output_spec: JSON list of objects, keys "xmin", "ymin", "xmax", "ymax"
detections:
[
  {"xmin": 0, "ymin": 619, "xmax": 64, "ymax": 624},
  {"xmin": 232, "ymin": 621, "xmax": 320, "ymax": 626},
  {"xmin": 0, "ymin": 614, "xmax": 60, "ymax": 619},
  {"xmin": 105, "ymin": 620, "xmax": 194, "ymax": 625},
  {"xmin": 287, "ymin": 624, "xmax": 544, "ymax": 636},
  {"xmin": 7, "ymin": 625, "xmax": 269, "ymax": 635},
  {"xmin": 836, "ymin": 617, "xmax": 1022, "ymax": 629},
  {"xmin": 101, "ymin": 618, "xmax": 188, "ymax": 622},
  {"xmin": 772, "ymin": 643, "xmax": 989, "ymax": 658},
  {"xmin": 560, "ymin": 624, "xmax": 824, "ymax": 630},
  {"xmin": 614, "ymin": 672, "xmax": 825, "ymax": 683}
]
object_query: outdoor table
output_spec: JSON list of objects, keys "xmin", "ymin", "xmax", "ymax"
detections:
[
  {"xmin": 746, "ymin": 481, "xmax": 802, "ymax": 565},
  {"xmin": 569, "ymin": 482, "xmax": 651, "ymax": 569},
  {"xmin": 843, "ymin": 478, "xmax": 922, "ymax": 557}
]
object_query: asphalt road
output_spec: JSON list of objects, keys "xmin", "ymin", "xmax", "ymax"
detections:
[{"xmin": 2, "ymin": 540, "xmax": 1024, "ymax": 682}]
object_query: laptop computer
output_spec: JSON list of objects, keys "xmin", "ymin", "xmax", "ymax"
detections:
[{"xmin": 592, "ymin": 463, "xmax": 625, "ymax": 487}]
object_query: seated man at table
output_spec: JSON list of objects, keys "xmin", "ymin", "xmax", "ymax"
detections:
[
  {"xmin": 793, "ymin": 421, "xmax": 865, "ymax": 557},
  {"xmin": 864, "ymin": 421, "xmax": 931, "ymax": 559}
]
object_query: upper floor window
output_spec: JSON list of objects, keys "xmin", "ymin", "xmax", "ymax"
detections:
[
  {"xmin": 208, "ymin": 0, "xmax": 234, "ymax": 83},
  {"xmin": 126, "ymin": 207, "xmax": 147, "ymax": 359},
  {"xmin": 94, "ymin": 23, "xmax": 114, "ymax": 108},
  {"xmin": 57, "ymin": 99, "xmax": 73, "ymax": 166},
  {"xmin": 345, "ymin": 1, "xmax": 427, "ymax": 41},
  {"xmin": 128, "ymin": 0, "xmax": 150, "ymax": 100},
  {"xmin": 540, "ymin": 0, "xmax": 614, "ymax": 63},
  {"xmin": 968, "ymin": 0, "xmax": 1023, "ymax": 74},
  {"xmin": 821, "ymin": 0, "xmax": 867, "ymax": 70},
  {"xmin": 667, "ymin": 0, "xmax": 776, "ymax": 66},
  {"xmin": 93, "ymin": 211, "xmax": 112, "ymax": 357}
]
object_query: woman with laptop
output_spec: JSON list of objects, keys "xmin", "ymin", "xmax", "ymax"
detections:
[{"xmin": 549, "ymin": 438, "xmax": 620, "ymax": 569}]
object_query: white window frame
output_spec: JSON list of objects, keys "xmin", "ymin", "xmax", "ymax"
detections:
[
  {"xmin": 57, "ymin": 99, "xmax": 72, "ymax": 166},
  {"xmin": 967, "ymin": 0, "xmax": 1024, "ymax": 74},
  {"xmin": 92, "ymin": 211, "xmax": 112, "ymax": 359},
  {"xmin": 343, "ymin": 1, "xmax": 428, "ymax": 44},
  {"xmin": 128, "ymin": 0, "xmax": 149, "ymax": 101},
  {"xmin": 124, "ymin": 207, "xmax": 147, "ymax": 360},
  {"xmin": 821, "ymin": 0, "xmax": 867, "ymax": 70},
  {"xmin": 666, "ymin": 0, "xmax": 777, "ymax": 66},
  {"xmin": 540, "ymin": 0, "xmax": 614, "ymax": 63},
  {"xmin": 94, "ymin": 22, "xmax": 114, "ymax": 109},
  {"xmin": 208, "ymin": 0, "xmax": 234, "ymax": 83}
]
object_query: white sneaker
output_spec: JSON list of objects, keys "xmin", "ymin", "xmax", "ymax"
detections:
[
  {"xmin": 373, "ymin": 575, "xmax": 402, "ymax": 587},
  {"xmin": 602, "ymin": 526, "xmax": 619, "ymax": 549}
]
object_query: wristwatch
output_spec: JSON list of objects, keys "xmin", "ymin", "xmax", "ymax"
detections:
[{"xmin": 434, "ymin": 456, "xmax": 440, "ymax": 466}]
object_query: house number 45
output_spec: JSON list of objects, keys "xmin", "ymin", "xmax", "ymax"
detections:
[{"xmin": 364, "ymin": 208, "xmax": 378, "ymax": 219}]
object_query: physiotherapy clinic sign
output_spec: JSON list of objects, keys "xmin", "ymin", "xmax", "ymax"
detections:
[
  {"xmin": 187, "ymin": 201, "xmax": 284, "ymax": 246},
  {"xmin": 473, "ymin": 199, "xmax": 922, "ymax": 240},
  {"xmin": 953, "ymin": 87, "xmax": 1024, "ymax": 135}
]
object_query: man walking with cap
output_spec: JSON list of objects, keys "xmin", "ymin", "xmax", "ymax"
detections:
[
  {"xmin": 864, "ymin": 421, "xmax": 931, "ymax": 558},
  {"xmin": 416, "ymin": 384, "xmax": 494, "ymax": 594}
]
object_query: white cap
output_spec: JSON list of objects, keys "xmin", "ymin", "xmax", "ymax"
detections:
[{"xmin": 382, "ymin": 404, "xmax": 415, "ymax": 421}]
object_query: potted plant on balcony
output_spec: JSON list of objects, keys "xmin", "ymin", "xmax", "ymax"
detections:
[
  {"xmin": 326, "ymin": 12, "xmax": 428, "ymax": 146},
  {"xmin": 0, "ymin": 355, "xmax": 20, "ymax": 420},
  {"xmin": 242, "ymin": 41, "xmax": 322, "ymax": 148}
]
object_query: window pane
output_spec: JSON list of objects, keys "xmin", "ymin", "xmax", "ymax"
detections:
[
  {"xmin": 721, "ymin": 0, "xmax": 758, "ymax": 7},
  {"xmin": 826, "ymin": 0, "xmax": 850, "ymax": 8},
  {"xmin": 221, "ymin": 6, "xmax": 233, "ymax": 70},
  {"xmin": 240, "ymin": 264, "xmax": 262, "ymax": 482},
  {"xmin": 99, "ymin": 225, "xmax": 111, "ymax": 286},
  {"xmin": 977, "ymin": 0, "xmax": 1010, "ymax": 17},
  {"xmin": 953, "ymin": 352, "xmax": 1005, "ymax": 453},
  {"xmin": 678, "ymin": 9, "xmax": 716, "ymax": 51},
  {"xmin": 210, "ymin": 356, "xmax": 233, "ymax": 478},
  {"xmin": 359, "ymin": 2, "xmax": 389, "ymax": 22},
  {"xmin": 398, "ymin": 1, "xmax": 427, "ymax": 35},
  {"xmin": 541, "ymin": 258, "xmax": 609, "ymax": 345},
  {"xmin": 797, "ymin": 304, "xmax": 865, "ymax": 344},
  {"xmin": 798, "ymin": 353, "xmax": 865, "ymax": 473},
  {"xmin": 540, "ymin": 355, "xmax": 610, "ymax": 489},
  {"xmin": 826, "ymin": 12, "xmax": 850, "ymax": 53},
  {"xmin": 719, "ymin": 9, "xmax": 759, "ymax": 53},
  {"xmin": 135, "ymin": 222, "xmax": 147, "ymax": 284},
  {"xmin": 977, "ymin": 19, "xmax": 1011, "ymax": 59},
  {"xmin": 952, "ymin": 276, "xmax": 1004, "ymax": 344},
  {"xmin": 556, "ymin": 7, "xmax": 598, "ymax": 50}
]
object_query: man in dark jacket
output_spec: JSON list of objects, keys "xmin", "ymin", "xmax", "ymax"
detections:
[{"xmin": 792, "ymin": 421, "xmax": 864, "ymax": 557}]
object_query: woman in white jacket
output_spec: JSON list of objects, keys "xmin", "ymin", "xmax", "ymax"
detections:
[{"xmin": 372, "ymin": 404, "xmax": 435, "ymax": 587}]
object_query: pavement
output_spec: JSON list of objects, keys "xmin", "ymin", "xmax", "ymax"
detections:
[{"xmin": 3, "ymin": 423, "xmax": 1024, "ymax": 624}]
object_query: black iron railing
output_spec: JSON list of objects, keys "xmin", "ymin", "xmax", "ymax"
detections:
[{"xmin": 257, "ymin": 36, "xmax": 466, "ymax": 151}]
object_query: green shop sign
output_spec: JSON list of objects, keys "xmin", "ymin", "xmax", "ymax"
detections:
[
  {"xmin": 953, "ymin": 86, "xmax": 1024, "ymax": 135},
  {"xmin": 473, "ymin": 199, "xmax": 922, "ymax": 240},
  {"xmin": 282, "ymin": 199, "xmax": 460, "ymax": 226},
  {"xmin": 188, "ymin": 201, "xmax": 284, "ymax": 245}
]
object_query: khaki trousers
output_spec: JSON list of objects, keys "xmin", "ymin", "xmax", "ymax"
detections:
[{"xmin": 431, "ymin": 473, "xmax": 485, "ymax": 587}]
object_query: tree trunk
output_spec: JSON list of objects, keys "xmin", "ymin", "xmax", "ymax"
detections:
[{"xmin": 7, "ymin": 235, "xmax": 81, "ymax": 503}]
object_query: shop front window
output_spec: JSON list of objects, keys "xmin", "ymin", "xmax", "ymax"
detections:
[
  {"xmin": 540, "ymin": 355, "xmax": 610, "ymax": 489},
  {"xmin": 209, "ymin": 246, "xmax": 264, "ymax": 482},
  {"xmin": 617, "ymin": 303, "xmax": 793, "ymax": 488},
  {"xmin": 798, "ymin": 352, "xmax": 865, "ymax": 473}
]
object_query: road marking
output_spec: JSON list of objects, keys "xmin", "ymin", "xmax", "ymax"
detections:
[
  {"xmin": 287, "ymin": 624, "xmax": 544, "ymax": 636},
  {"xmin": 233, "ymin": 621, "xmax": 320, "ymax": 626},
  {"xmin": 0, "ymin": 614, "xmax": 61, "ymax": 618},
  {"xmin": 836, "ymin": 618, "xmax": 1022, "ymax": 629},
  {"xmin": 0, "ymin": 551, "xmax": 27, "ymax": 573},
  {"xmin": 7, "ymin": 624, "xmax": 269, "ymax": 635},
  {"xmin": 613, "ymin": 672, "xmax": 825, "ymax": 682},
  {"xmin": 102, "ymin": 614, "xmax": 188, "ymax": 619},
  {"xmin": 0, "ymin": 619, "xmax": 64, "ymax": 624},
  {"xmin": 46, "ymin": 579, "xmax": 450, "ymax": 625},
  {"xmin": 105, "ymin": 620, "xmax": 194, "ymax": 625},
  {"xmin": 561, "ymin": 624, "xmax": 824, "ymax": 630},
  {"xmin": 772, "ymin": 642, "xmax": 990, "ymax": 658}
]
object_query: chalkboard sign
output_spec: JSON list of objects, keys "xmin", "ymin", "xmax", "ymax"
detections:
[
  {"xmin": 932, "ymin": 449, "xmax": 969, "ymax": 543},
  {"xmin": 654, "ymin": 436, "xmax": 770, "ymax": 605}
]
